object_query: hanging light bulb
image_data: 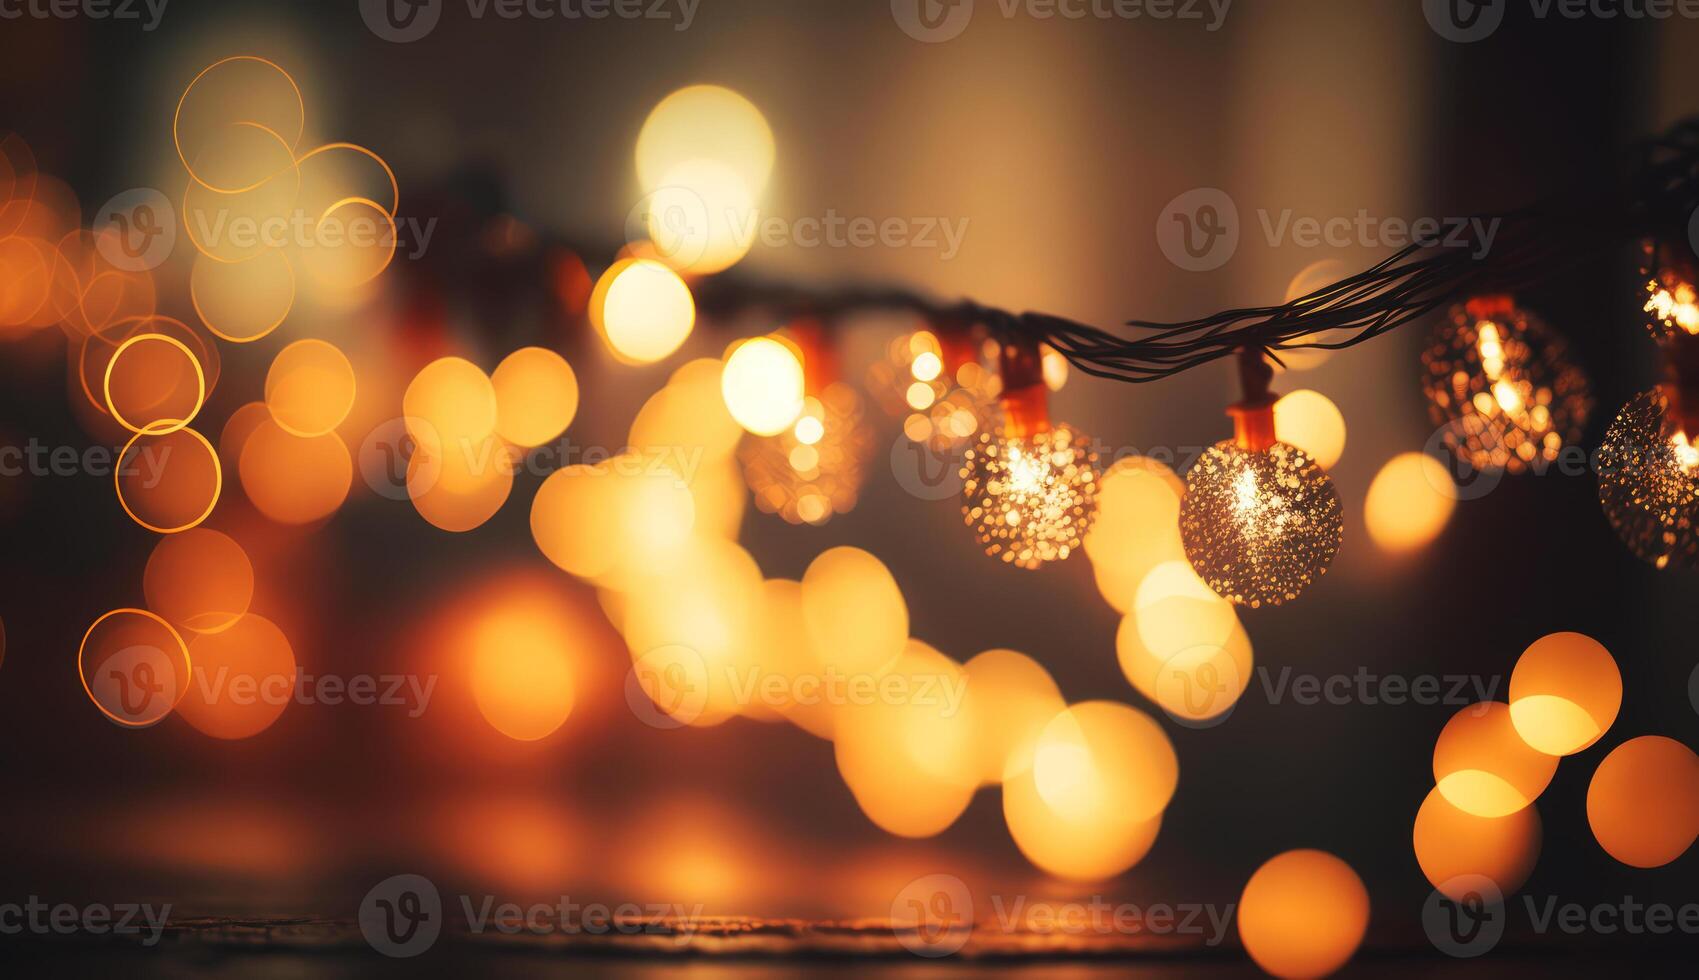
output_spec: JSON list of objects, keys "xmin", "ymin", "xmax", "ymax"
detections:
[
  {"xmin": 1419, "ymin": 296, "xmax": 1593, "ymax": 474},
  {"xmin": 1180, "ymin": 348, "xmax": 1343, "ymax": 608},
  {"xmin": 869, "ymin": 313, "xmax": 998, "ymax": 449},
  {"xmin": 1643, "ymin": 239, "xmax": 1699, "ymax": 340},
  {"xmin": 960, "ymin": 336, "xmax": 1099, "ymax": 570},
  {"xmin": 1598, "ymin": 332, "xmax": 1699, "ymax": 569},
  {"xmin": 740, "ymin": 320, "xmax": 874, "ymax": 525}
]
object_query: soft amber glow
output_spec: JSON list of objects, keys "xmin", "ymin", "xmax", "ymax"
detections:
[
  {"xmin": 143, "ymin": 528, "xmax": 254, "ymax": 634},
  {"xmin": 1273, "ymin": 389, "xmax": 1346, "ymax": 470},
  {"xmin": 1084, "ymin": 456, "xmax": 1186, "ymax": 613},
  {"xmin": 741, "ymin": 384, "xmax": 872, "ymax": 525},
  {"xmin": 1237, "ymin": 850, "xmax": 1369, "ymax": 980},
  {"xmin": 800, "ymin": 547, "xmax": 908, "ymax": 678},
  {"xmin": 834, "ymin": 641, "xmax": 977, "ymax": 838},
  {"xmin": 1587, "ymin": 735, "xmax": 1699, "ymax": 868},
  {"xmin": 492, "ymin": 346, "xmax": 578, "ymax": 448},
  {"xmin": 629, "ymin": 358, "xmax": 744, "ymax": 461},
  {"xmin": 636, "ymin": 84, "xmax": 774, "ymax": 196},
  {"xmin": 403, "ymin": 356, "xmax": 498, "ymax": 451},
  {"xmin": 531, "ymin": 464, "xmax": 622, "ymax": 579},
  {"xmin": 591, "ymin": 258, "xmax": 695, "ymax": 365},
  {"xmin": 237, "ymin": 420, "xmax": 353, "ymax": 525},
  {"xmin": 408, "ymin": 433, "xmax": 514, "ymax": 533},
  {"xmin": 1507, "ymin": 631, "xmax": 1621, "ymax": 756},
  {"xmin": 116, "ymin": 426, "xmax": 222, "ymax": 534},
  {"xmin": 78, "ymin": 608, "xmax": 191, "ymax": 728},
  {"xmin": 1364, "ymin": 452, "xmax": 1456, "ymax": 553},
  {"xmin": 1433, "ymin": 702, "xmax": 1558, "ymax": 817},
  {"xmin": 1645, "ymin": 278, "xmax": 1699, "ymax": 336},
  {"xmin": 1413, "ymin": 786, "xmax": 1542, "ymax": 899},
  {"xmin": 177, "ymin": 613, "xmax": 296, "ymax": 740},
  {"xmin": 190, "ymin": 249, "xmax": 295, "ymax": 343},
  {"xmin": 265, "ymin": 338, "xmax": 356, "ymax": 438},
  {"xmin": 646, "ymin": 158, "xmax": 757, "ymax": 274},
  {"xmin": 960, "ymin": 648, "xmax": 1065, "ymax": 784},
  {"xmin": 104, "ymin": 332, "xmax": 206, "ymax": 435},
  {"xmin": 1118, "ymin": 606, "xmax": 1252, "ymax": 725},
  {"xmin": 1031, "ymin": 702, "xmax": 1176, "ymax": 824},
  {"xmin": 721, "ymin": 335, "xmax": 805, "ymax": 436},
  {"xmin": 468, "ymin": 593, "xmax": 580, "ymax": 741}
]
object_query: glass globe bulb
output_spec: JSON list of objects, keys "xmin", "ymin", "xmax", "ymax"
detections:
[
  {"xmin": 960, "ymin": 423, "xmax": 1099, "ymax": 569},
  {"xmin": 740, "ymin": 383, "xmax": 873, "ymax": 526},
  {"xmin": 1180, "ymin": 441, "xmax": 1343, "ymax": 608},
  {"xmin": 1597, "ymin": 388, "xmax": 1699, "ymax": 570},
  {"xmin": 1419, "ymin": 300, "xmax": 1592, "ymax": 475}
]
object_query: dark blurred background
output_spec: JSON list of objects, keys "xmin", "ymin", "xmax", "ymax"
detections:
[{"xmin": 2, "ymin": 0, "xmax": 1698, "ymax": 973}]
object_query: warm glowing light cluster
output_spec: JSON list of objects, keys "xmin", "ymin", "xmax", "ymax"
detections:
[
  {"xmin": 1236, "ymin": 850, "xmax": 1369, "ymax": 980},
  {"xmin": 1642, "ymin": 241, "xmax": 1699, "ymax": 338},
  {"xmin": 1596, "ymin": 388, "xmax": 1699, "ymax": 569},
  {"xmin": 740, "ymin": 382, "xmax": 873, "ymax": 525},
  {"xmin": 1587, "ymin": 735, "xmax": 1699, "ymax": 868},
  {"xmin": 960, "ymin": 423, "xmax": 1099, "ymax": 569},
  {"xmin": 1180, "ymin": 441, "xmax": 1342, "ymax": 607},
  {"xmin": 1002, "ymin": 701, "xmax": 1176, "ymax": 880},
  {"xmin": 1364, "ymin": 452, "xmax": 1457, "ymax": 553},
  {"xmin": 635, "ymin": 84, "xmax": 773, "ymax": 276},
  {"xmin": 1420, "ymin": 300, "xmax": 1592, "ymax": 474},
  {"xmin": 868, "ymin": 328, "xmax": 996, "ymax": 448}
]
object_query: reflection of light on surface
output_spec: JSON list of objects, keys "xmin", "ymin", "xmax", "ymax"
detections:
[{"xmin": 435, "ymin": 796, "xmax": 582, "ymax": 896}]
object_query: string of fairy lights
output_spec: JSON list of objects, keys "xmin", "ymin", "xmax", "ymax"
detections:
[{"xmin": 6, "ymin": 53, "xmax": 1699, "ymax": 975}]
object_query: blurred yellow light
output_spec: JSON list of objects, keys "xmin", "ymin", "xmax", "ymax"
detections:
[
  {"xmin": 265, "ymin": 338, "xmax": 356, "ymax": 439},
  {"xmin": 408, "ymin": 433, "xmax": 514, "ymax": 533},
  {"xmin": 592, "ymin": 258, "xmax": 696, "ymax": 365},
  {"xmin": 721, "ymin": 336, "xmax": 804, "ymax": 436},
  {"xmin": 636, "ymin": 84, "xmax": 775, "ymax": 195},
  {"xmin": 1273, "ymin": 389, "xmax": 1346, "ymax": 470},
  {"xmin": 646, "ymin": 158, "xmax": 756, "ymax": 275},
  {"xmin": 1276, "ymin": 259, "xmax": 1350, "ymax": 371},
  {"xmin": 1508, "ymin": 631, "xmax": 1621, "ymax": 756},
  {"xmin": 1414, "ymin": 785, "xmax": 1542, "ymax": 899},
  {"xmin": 143, "ymin": 528, "xmax": 254, "ymax": 634},
  {"xmin": 800, "ymin": 547, "xmax": 908, "ymax": 678},
  {"xmin": 1118, "ymin": 612, "xmax": 1253, "ymax": 725},
  {"xmin": 1433, "ymin": 702, "xmax": 1557, "ymax": 817},
  {"xmin": 834, "ymin": 640, "xmax": 977, "ymax": 838},
  {"xmin": 1032, "ymin": 702, "xmax": 1176, "ymax": 824},
  {"xmin": 960, "ymin": 649, "xmax": 1064, "ymax": 784},
  {"xmin": 1237, "ymin": 850, "xmax": 1369, "ymax": 980},
  {"xmin": 1364, "ymin": 452, "xmax": 1456, "ymax": 553},
  {"xmin": 403, "ymin": 356, "xmax": 498, "ymax": 450},
  {"xmin": 905, "ymin": 381, "xmax": 936, "ymax": 411},
  {"xmin": 491, "ymin": 346, "xmax": 578, "ymax": 448},
  {"xmin": 1084, "ymin": 456, "xmax": 1187, "ymax": 613},
  {"xmin": 177, "ymin": 613, "xmax": 295, "ymax": 740},
  {"xmin": 1586, "ymin": 735, "xmax": 1699, "ymax": 868},
  {"xmin": 531, "ymin": 464, "xmax": 620, "ymax": 579},
  {"xmin": 237, "ymin": 421, "xmax": 352, "ymax": 526},
  {"xmin": 468, "ymin": 593, "xmax": 579, "ymax": 741},
  {"xmin": 910, "ymin": 351, "xmax": 943, "ymax": 382},
  {"xmin": 1041, "ymin": 344, "xmax": 1069, "ymax": 391}
]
